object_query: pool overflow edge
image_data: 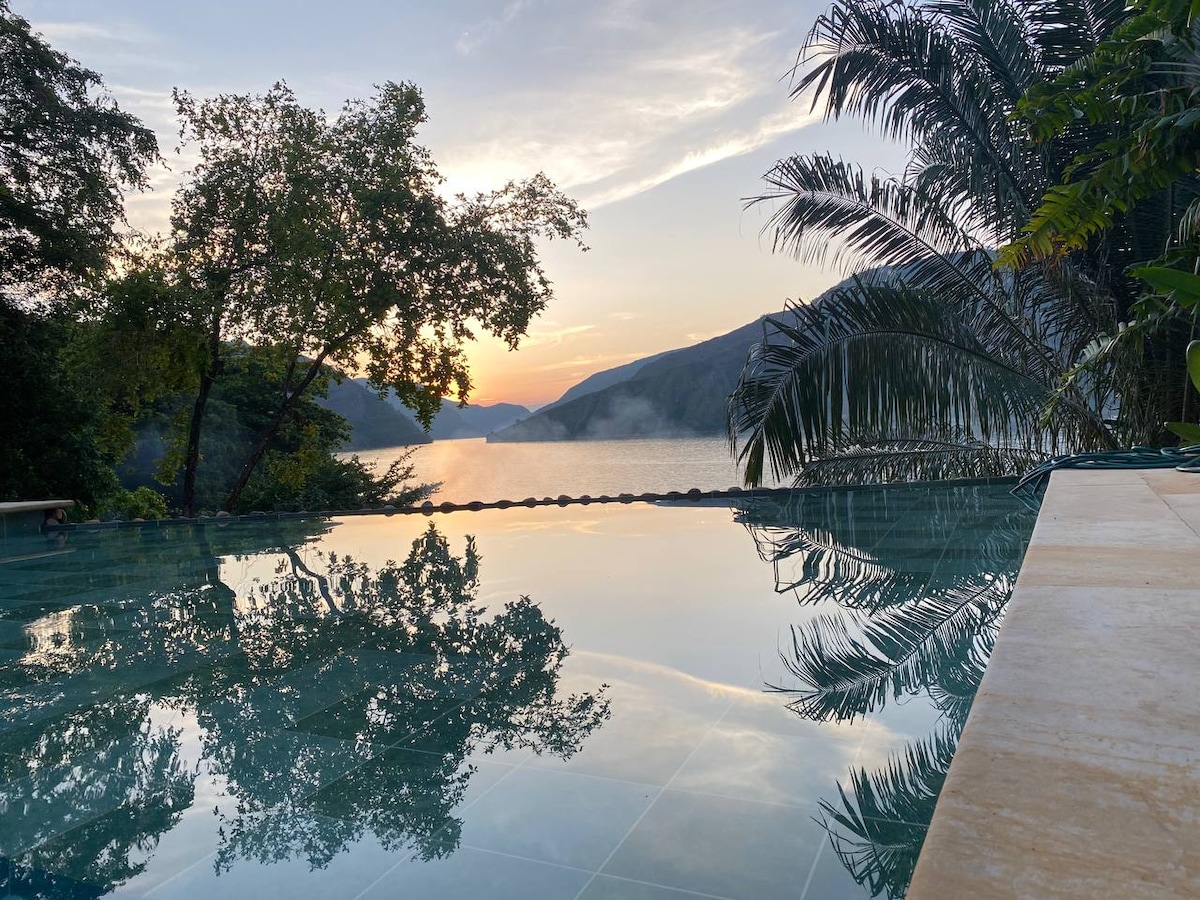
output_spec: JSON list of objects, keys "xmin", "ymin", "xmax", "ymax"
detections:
[{"xmin": 42, "ymin": 476, "xmax": 1021, "ymax": 532}]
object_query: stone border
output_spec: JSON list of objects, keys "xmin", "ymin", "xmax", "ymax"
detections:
[{"xmin": 908, "ymin": 467, "xmax": 1200, "ymax": 898}]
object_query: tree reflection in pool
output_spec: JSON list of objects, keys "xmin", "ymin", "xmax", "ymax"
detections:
[
  {"xmin": 735, "ymin": 486, "xmax": 1034, "ymax": 898},
  {"xmin": 0, "ymin": 522, "xmax": 610, "ymax": 896}
]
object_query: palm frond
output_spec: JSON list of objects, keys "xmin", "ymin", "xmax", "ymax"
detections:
[
  {"xmin": 728, "ymin": 282, "xmax": 1111, "ymax": 487},
  {"xmin": 751, "ymin": 154, "xmax": 980, "ymax": 275},
  {"xmin": 775, "ymin": 574, "xmax": 1012, "ymax": 723},
  {"xmin": 797, "ymin": 0, "xmax": 1030, "ymax": 215},
  {"xmin": 818, "ymin": 725, "xmax": 960, "ymax": 897},
  {"xmin": 796, "ymin": 438, "xmax": 1045, "ymax": 486}
]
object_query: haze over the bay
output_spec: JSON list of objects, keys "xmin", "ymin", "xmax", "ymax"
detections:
[{"xmin": 22, "ymin": 0, "xmax": 904, "ymax": 407}]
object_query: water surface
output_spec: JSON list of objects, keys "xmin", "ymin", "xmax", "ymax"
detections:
[
  {"xmin": 0, "ymin": 484, "xmax": 1033, "ymax": 899},
  {"xmin": 356, "ymin": 436, "xmax": 779, "ymax": 503}
]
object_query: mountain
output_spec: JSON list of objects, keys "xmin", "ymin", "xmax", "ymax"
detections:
[
  {"xmin": 488, "ymin": 315, "xmax": 778, "ymax": 442},
  {"xmin": 535, "ymin": 350, "xmax": 674, "ymax": 414},
  {"xmin": 318, "ymin": 379, "xmax": 431, "ymax": 450},
  {"xmin": 351, "ymin": 379, "xmax": 530, "ymax": 439}
]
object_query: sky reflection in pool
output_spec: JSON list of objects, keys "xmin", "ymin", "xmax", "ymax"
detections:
[{"xmin": 0, "ymin": 484, "xmax": 1033, "ymax": 899}]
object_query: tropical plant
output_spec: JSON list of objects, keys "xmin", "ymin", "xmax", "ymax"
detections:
[
  {"xmin": 997, "ymin": 0, "xmax": 1200, "ymax": 433},
  {"xmin": 1001, "ymin": 0, "xmax": 1200, "ymax": 265},
  {"xmin": 728, "ymin": 0, "xmax": 1186, "ymax": 487}
]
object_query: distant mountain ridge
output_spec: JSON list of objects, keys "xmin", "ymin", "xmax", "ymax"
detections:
[
  {"xmin": 351, "ymin": 379, "xmax": 530, "ymax": 440},
  {"xmin": 488, "ymin": 315, "xmax": 780, "ymax": 442}
]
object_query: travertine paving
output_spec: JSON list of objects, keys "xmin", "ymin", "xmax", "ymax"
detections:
[{"xmin": 909, "ymin": 469, "xmax": 1200, "ymax": 899}]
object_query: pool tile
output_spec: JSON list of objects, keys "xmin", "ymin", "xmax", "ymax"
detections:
[
  {"xmin": 0, "ymin": 764, "xmax": 138, "ymax": 856},
  {"xmin": 525, "ymin": 704, "xmax": 713, "ymax": 786},
  {"xmin": 601, "ymin": 790, "xmax": 826, "ymax": 900},
  {"xmin": 225, "ymin": 730, "xmax": 380, "ymax": 805},
  {"xmin": 301, "ymin": 746, "xmax": 514, "ymax": 841},
  {"xmin": 668, "ymin": 727, "xmax": 855, "ymax": 808},
  {"xmin": 292, "ymin": 689, "xmax": 465, "ymax": 746},
  {"xmin": 798, "ymin": 842, "xmax": 878, "ymax": 900},
  {"xmin": 456, "ymin": 766, "xmax": 656, "ymax": 871},
  {"xmin": 0, "ymin": 857, "xmax": 107, "ymax": 899},
  {"xmin": 578, "ymin": 874, "xmax": 735, "ymax": 899},
  {"xmin": 361, "ymin": 846, "xmax": 592, "ymax": 900},
  {"xmin": 142, "ymin": 814, "xmax": 403, "ymax": 900}
]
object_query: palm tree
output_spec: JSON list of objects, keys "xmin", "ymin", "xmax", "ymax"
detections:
[{"xmin": 728, "ymin": 0, "xmax": 1185, "ymax": 487}]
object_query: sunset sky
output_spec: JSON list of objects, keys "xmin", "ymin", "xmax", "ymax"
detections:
[{"xmin": 22, "ymin": 0, "xmax": 904, "ymax": 407}]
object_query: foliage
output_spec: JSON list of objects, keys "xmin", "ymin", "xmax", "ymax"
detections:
[
  {"xmin": 994, "ymin": 0, "xmax": 1200, "ymax": 436},
  {"xmin": 0, "ymin": 1, "xmax": 156, "ymax": 292},
  {"xmin": 730, "ymin": 277, "xmax": 1112, "ymax": 487},
  {"xmin": 140, "ymin": 343, "xmax": 436, "ymax": 514},
  {"xmin": 1001, "ymin": 0, "xmax": 1200, "ymax": 264},
  {"xmin": 0, "ymin": 298, "xmax": 120, "ymax": 511},
  {"xmin": 100, "ymin": 485, "xmax": 169, "ymax": 520},
  {"xmin": 162, "ymin": 81, "xmax": 586, "ymax": 513},
  {"xmin": 729, "ymin": 0, "xmax": 1177, "ymax": 487}
]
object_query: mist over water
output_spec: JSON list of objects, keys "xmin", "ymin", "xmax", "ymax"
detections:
[{"xmin": 355, "ymin": 436, "xmax": 780, "ymax": 504}]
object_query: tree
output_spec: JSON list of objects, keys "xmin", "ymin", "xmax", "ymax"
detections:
[
  {"xmin": 726, "ymin": 0, "xmax": 1180, "ymax": 487},
  {"xmin": 0, "ymin": 1, "xmax": 156, "ymax": 293},
  {"xmin": 0, "ymin": 297, "xmax": 121, "ymax": 509},
  {"xmin": 165, "ymin": 82, "xmax": 586, "ymax": 515}
]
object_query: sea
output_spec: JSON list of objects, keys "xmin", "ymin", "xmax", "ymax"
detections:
[{"xmin": 352, "ymin": 435, "xmax": 781, "ymax": 504}]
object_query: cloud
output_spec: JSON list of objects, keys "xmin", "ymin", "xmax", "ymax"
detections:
[
  {"xmin": 533, "ymin": 351, "xmax": 649, "ymax": 372},
  {"xmin": 519, "ymin": 323, "xmax": 596, "ymax": 348},
  {"xmin": 433, "ymin": 2, "xmax": 818, "ymax": 209},
  {"xmin": 573, "ymin": 104, "xmax": 823, "ymax": 209},
  {"xmin": 455, "ymin": 0, "xmax": 537, "ymax": 56}
]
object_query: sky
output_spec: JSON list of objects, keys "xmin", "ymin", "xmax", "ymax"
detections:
[{"xmin": 20, "ymin": 0, "xmax": 905, "ymax": 408}]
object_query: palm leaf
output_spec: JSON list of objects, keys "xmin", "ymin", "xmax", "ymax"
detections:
[
  {"xmin": 818, "ymin": 725, "xmax": 960, "ymax": 897},
  {"xmin": 774, "ymin": 573, "xmax": 1012, "ymax": 723},
  {"xmin": 728, "ymin": 281, "xmax": 1112, "ymax": 487}
]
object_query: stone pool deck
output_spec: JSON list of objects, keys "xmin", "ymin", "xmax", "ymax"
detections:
[{"xmin": 909, "ymin": 468, "xmax": 1200, "ymax": 898}]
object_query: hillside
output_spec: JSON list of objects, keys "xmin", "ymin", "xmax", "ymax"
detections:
[
  {"xmin": 352, "ymin": 380, "xmax": 530, "ymax": 439},
  {"xmin": 536, "ymin": 349, "xmax": 674, "ymax": 414},
  {"xmin": 488, "ymin": 316, "xmax": 778, "ymax": 442},
  {"xmin": 318, "ymin": 379, "xmax": 431, "ymax": 450}
]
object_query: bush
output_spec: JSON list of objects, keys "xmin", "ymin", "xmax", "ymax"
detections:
[{"xmin": 102, "ymin": 486, "xmax": 169, "ymax": 520}]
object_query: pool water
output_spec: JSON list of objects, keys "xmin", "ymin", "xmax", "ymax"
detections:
[{"xmin": 0, "ymin": 484, "xmax": 1033, "ymax": 899}]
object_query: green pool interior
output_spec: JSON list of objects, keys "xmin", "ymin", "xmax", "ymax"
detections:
[{"xmin": 0, "ymin": 484, "xmax": 1034, "ymax": 899}]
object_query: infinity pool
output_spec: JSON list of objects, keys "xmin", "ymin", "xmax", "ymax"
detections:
[{"xmin": 0, "ymin": 485, "xmax": 1033, "ymax": 899}]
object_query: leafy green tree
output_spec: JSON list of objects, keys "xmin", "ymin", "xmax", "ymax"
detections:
[
  {"xmin": 0, "ymin": 3, "xmax": 157, "ymax": 509},
  {"xmin": 0, "ymin": 299, "xmax": 120, "ymax": 509},
  {"xmin": 164, "ymin": 82, "xmax": 586, "ymax": 515},
  {"xmin": 727, "ymin": 0, "xmax": 1181, "ymax": 487},
  {"xmin": 1001, "ymin": 0, "xmax": 1200, "ymax": 264},
  {"xmin": 0, "ymin": 0, "xmax": 156, "ymax": 292}
]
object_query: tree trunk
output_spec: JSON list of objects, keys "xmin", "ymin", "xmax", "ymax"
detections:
[
  {"xmin": 181, "ymin": 361, "xmax": 218, "ymax": 517},
  {"xmin": 181, "ymin": 311, "xmax": 225, "ymax": 517},
  {"xmin": 221, "ymin": 350, "xmax": 331, "ymax": 512}
]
